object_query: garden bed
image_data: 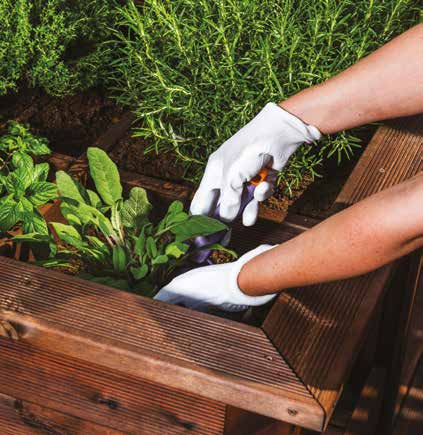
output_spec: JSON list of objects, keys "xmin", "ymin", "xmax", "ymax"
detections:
[{"xmin": 0, "ymin": 116, "xmax": 421, "ymax": 433}]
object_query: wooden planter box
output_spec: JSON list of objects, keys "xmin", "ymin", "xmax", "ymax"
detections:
[{"xmin": 0, "ymin": 116, "xmax": 421, "ymax": 434}]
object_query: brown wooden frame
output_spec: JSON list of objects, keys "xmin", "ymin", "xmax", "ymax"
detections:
[{"xmin": 0, "ymin": 115, "xmax": 421, "ymax": 433}]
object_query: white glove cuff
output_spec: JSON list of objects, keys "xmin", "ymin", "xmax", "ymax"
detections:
[
  {"xmin": 263, "ymin": 102, "xmax": 322, "ymax": 143},
  {"xmin": 228, "ymin": 245, "xmax": 279, "ymax": 307}
]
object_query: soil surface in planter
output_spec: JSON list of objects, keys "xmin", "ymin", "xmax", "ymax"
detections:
[{"xmin": 0, "ymin": 87, "xmax": 123, "ymax": 156}]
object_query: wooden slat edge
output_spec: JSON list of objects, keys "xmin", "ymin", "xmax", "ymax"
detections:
[
  {"xmin": 335, "ymin": 126, "xmax": 387, "ymax": 205},
  {"xmin": 0, "ymin": 256, "xmax": 323, "ymax": 431}
]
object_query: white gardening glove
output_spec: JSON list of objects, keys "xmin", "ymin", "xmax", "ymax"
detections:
[
  {"xmin": 154, "ymin": 245, "xmax": 277, "ymax": 312},
  {"xmin": 190, "ymin": 103, "xmax": 321, "ymax": 226}
]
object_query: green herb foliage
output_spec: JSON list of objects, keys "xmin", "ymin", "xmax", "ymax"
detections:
[
  {"xmin": 0, "ymin": 122, "xmax": 54, "ymax": 235},
  {"xmin": 0, "ymin": 0, "xmax": 114, "ymax": 97},
  {"xmin": 108, "ymin": 0, "xmax": 419, "ymax": 189},
  {"xmin": 0, "ymin": 0, "xmax": 31, "ymax": 95},
  {"xmin": 23, "ymin": 147, "xmax": 231, "ymax": 295}
]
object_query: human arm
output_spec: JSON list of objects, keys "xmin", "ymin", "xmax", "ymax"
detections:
[
  {"xmin": 238, "ymin": 173, "xmax": 423, "ymax": 296},
  {"xmin": 281, "ymin": 23, "xmax": 423, "ymax": 134},
  {"xmin": 191, "ymin": 24, "xmax": 423, "ymax": 224},
  {"xmin": 156, "ymin": 174, "xmax": 423, "ymax": 311}
]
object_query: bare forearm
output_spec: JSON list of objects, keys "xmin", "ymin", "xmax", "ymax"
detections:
[
  {"xmin": 238, "ymin": 174, "xmax": 423, "ymax": 296},
  {"xmin": 280, "ymin": 24, "xmax": 423, "ymax": 134}
]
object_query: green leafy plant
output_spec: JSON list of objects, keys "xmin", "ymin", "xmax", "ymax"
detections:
[
  {"xmin": 0, "ymin": 0, "xmax": 115, "ymax": 97},
  {"xmin": 0, "ymin": 122, "xmax": 54, "ymax": 235},
  {"xmin": 107, "ymin": 0, "xmax": 419, "ymax": 188},
  {"xmin": 19, "ymin": 147, "xmax": 232, "ymax": 295},
  {"xmin": 0, "ymin": 0, "xmax": 31, "ymax": 95}
]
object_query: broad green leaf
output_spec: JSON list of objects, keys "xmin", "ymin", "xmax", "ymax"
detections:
[
  {"xmin": 87, "ymin": 147, "xmax": 122, "ymax": 206},
  {"xmin": 121, "ymin": 187, "xmax": 152, "ymax": 229},
  {"xmin": 97, "ymin": 214, "xmax": 115, "ymax": 237},
  {"xmin": 135, "ymin": 228, "xmax": 146, "ymax": 257},
  {"xmin": 87, "ymin": 189, "xmax": 102, "ymax": 209},
  {"xmin": 152, "ymin": 254, "xmax": 168, "ymax": 265},
  {"xmin": 111, "ymin": 202, "xmax": 122, "ymax": 233},
  {"xmin": 5, "ymin": 167, "xmax": 32, "ymax": 198},
  {"xmin": 146, "ymin": 236, "xmax": 157, "ymax": 258},
  {"xmin": 130, "ymin": 264, "xmax": 148, "ymax": 280},
  {"xmin": 61, "ymin": 207, "xmax": 82, "ymax": 227},
  {"xmin": 12, "ymin": 152, "xmax": 33, "ymax": 171},
  {"xmin": 86, "ymin": 236, "xmax": 109, "ymax": 255},
  {"xmin": 167, "ymin": 211, "xmax": 189, "ymax": 226},
  {"xmin": 0, "ymin": 198, "xmax": 20, "ymax": 232},
  {"xmin": 19, "ymin": 197, "xmax": 34, "ymax": 213},
  {"xmin": 22, "ymin": 210, "xmax": 49, "ymax": 235},
  {"xmin": 165, "ymin": 242, "xmax": 189, "ymax": 258},
  {"xmin": 112, "ymin": 245, "xmax": 127, "ymax": 273},
  {"xmin": 51, "ymin": 222, "xmax": 84, "ymax": 248},
  {"xmin": 32, "ymin": 163, "xmax": 49, "ymax": 182},
  {"xmin": 167, "ymin": 200, "xmax": 184, "ymax": 216},
  {"xmin": 12, "ymin": 233, "xmax": 51, "ymax": 243},
  {"xmin": 56, "ymin": 171, "xmax": 86, "ymax": 204},
  {"xmin": 35, "ymin": 259, "xmax": 72, "ymax": 269},
  {"xmin": 171, "ymin": 215, "xmax": 227, "ymax": 242},
  {"xmin": 28, "ymin": 138, "xmax": 51, "ymax": 155},
  {"xmin": 27, "ymin": 181, "xmax": 57, "ymax": 206}
]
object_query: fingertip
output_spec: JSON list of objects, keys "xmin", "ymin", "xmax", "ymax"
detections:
[
  {"xmin": 190, "ymin": 188, "xmax": 220, "ymax": 216},
  {"xmin": 242, "ymin": 199, "xmax": 259, "ymax": 226},
  {"xmin": 219, "ymin": 188, "xmax": 242, "ymax": 221},
  {"xmin": 254, "ymin": 181, "xmax": 274, "ymax": 201}
]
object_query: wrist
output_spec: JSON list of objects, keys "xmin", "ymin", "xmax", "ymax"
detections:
[{"xmin": 230, "ymin": 245, "xmax": 278, "ymax": 305}]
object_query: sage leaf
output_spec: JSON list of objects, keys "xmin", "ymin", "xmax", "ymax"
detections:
[
  {"xmin": 130, "ymin": 264, "xmax": 148, "ymax": 280},
  {"xmin": 171, "ymin": 215, "xmax": 227, "ymax": 242},
  {"xmin": 56, "ymin": 171, "xmax": 86, "ymax": 204},
  {"xmin": 51, "ymin": 222, "xmax": 84, "ymax": 248},
  {"xmin": 121, "ymin": 187, "xmax": 152, "ymax": 229},
  {"xmin": 152, "ymin": 254, "xmax": 168, "ymax": 265},
  {"xmin": 112, "ymin": 245, "xmax": 127, "ymax": 273},
  {"xmin": 87, "ymin": 147, "xmax": 122, "ymax": 206},
  {"xmin": 146, "ymin": 236, "xmax": 157, "ymax": 258},
  {"xmin": 165, "ymin": 242, "xmax": 189, "ymax": 258}
]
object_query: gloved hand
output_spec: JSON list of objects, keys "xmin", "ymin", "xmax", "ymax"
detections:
[
  {"xmin": 190, "ymin": 103, "xmax": 321, "ymax": 226},
  {"xmin": 154, "ymin": 245, "xmax": 278, "ymax": 312}
]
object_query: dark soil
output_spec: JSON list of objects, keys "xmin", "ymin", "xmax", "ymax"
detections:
[
  {"xmin": 0, "ymin": 87, "xmax": 123, "ymax": 156},
  {"xmin": 110, "ymin": 131, "xmax": 191, "ymax": 184}
]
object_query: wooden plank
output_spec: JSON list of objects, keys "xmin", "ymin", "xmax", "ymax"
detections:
[
  {"xmin": 393, "ymin": 355, "xmax": 423, "ymax": 435},
  {"xmin": 336, "ymin": 116, "xmax": 422, "ymax": 206},
  {"xmin": 0, "ymin": 255, "xmax": 322, "ymax": 431},
  {"xmin": 263, "ymin": 263, "xmax": 394, "ymax": 428},
  {"xmin": 0, "ymin": 341, "xmax": 226, "ymax": 434},
  {"xmin": 345, "ymin": 368, "xmax": 386, "ymax": 435},
  {"xmin": 0, "ymin": 393, "xmax": 122, "ymax": 435},
  {"xmin": 224, "ymin": 407, "xmax": 295, "ymax": 435},
  {"xmin": 393, "ymin": 253, "xmax": 423, "ymax": 423}
]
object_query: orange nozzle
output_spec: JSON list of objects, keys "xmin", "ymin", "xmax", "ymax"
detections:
[{"xmin": 250, "ymin": 168, "xmax": 269, "ymax": 186}]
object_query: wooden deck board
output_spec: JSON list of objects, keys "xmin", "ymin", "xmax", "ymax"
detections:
[
  {"xmin": 336, "ymin": 115, "xmax": 422, "ymax": 206},
  {"xmin": 0, "ymin": 393, "xmax": 123, "ymax": 435}
]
